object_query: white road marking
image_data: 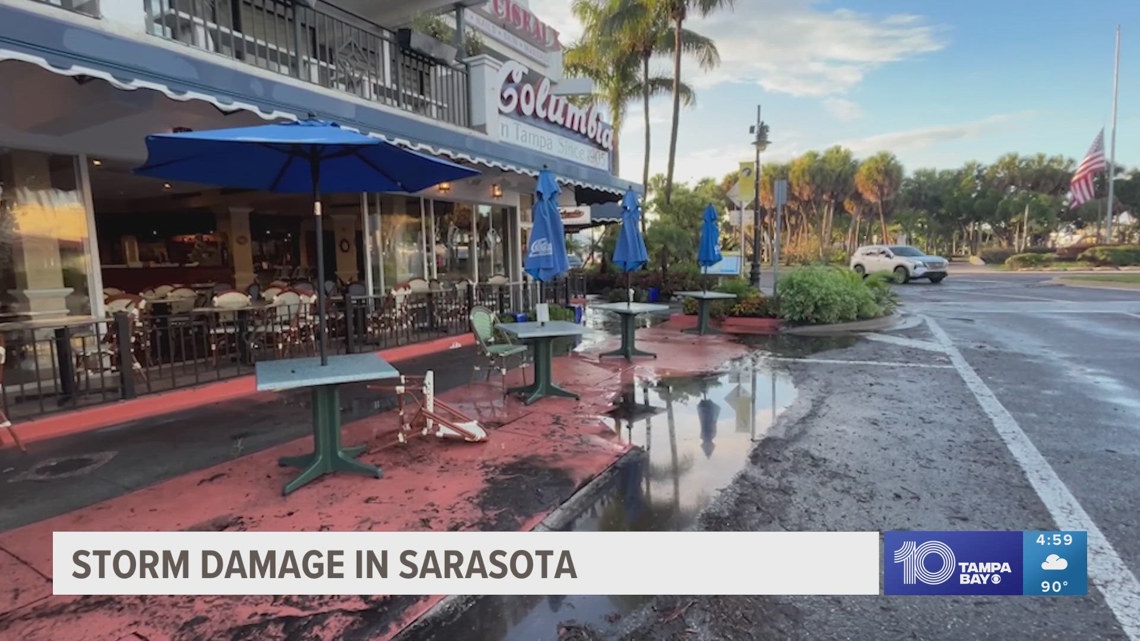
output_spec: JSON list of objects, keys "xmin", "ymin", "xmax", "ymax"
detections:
[
  {"xmin": 762, "ymin": 357, "xmax": 952, "ymax": 369},
  {"xmin": 859, "ymin": 333, "xmax": 944, "ymax": 352},
  {"xmin": 924, "ymin": 315, "xmax": 1140, "ymax": 641}
]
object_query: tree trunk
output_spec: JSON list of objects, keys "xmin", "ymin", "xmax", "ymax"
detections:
[
  {"xmin": 877, "ymin": 199, "xmax": 889, "ymax": 243},
  {"xmin": 664, "ymin": 19, "xmax": 684, "ymax": 205},
  {"xmin": 641, "ymin": 54, "xmax": 651, "ymax": 237}
]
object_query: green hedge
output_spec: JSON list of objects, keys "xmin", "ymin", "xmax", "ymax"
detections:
[
  {"xmin": 1005, "ymin": 253, "xmax": 1056, "ymax": 270},
  {"xmin": 979, "ymin": 246, "xmax": 1051, "ymax": 265},
  {"xmin": 1077, "ymin": 245, "xmax": 1140, "ymax": 266},
  {"xmin": 776, "ymin": 267, "xmax": 896, "ymax": 325}
]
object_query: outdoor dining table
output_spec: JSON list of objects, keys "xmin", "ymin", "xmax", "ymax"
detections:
[
  {"xmin": 674, "ymin": 291, "xmax": 738, "ymax": 336},
  {"xmin": 497, "ymin": 320, "xmax": 587, "ymax": 405},
  {"xmin": 191, "ymin": 301, "xmax": 272, "ymax": 365},
  {"xmin": 593, "ymin": 302, "xmax": 670, "ymax": 361},
  {"xmin": 256, "ymin": 353, "xmax": 400, "ymax": 495}
]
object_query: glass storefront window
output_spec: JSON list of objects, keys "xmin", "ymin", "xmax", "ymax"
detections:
[
  {"xmin": 377, "ymin": 197, "xmax": 426, "ymax": 291},
  {"xmin": 477, "ymin": 205, "xmax": 512, "ymax": 279},
  {"xmin": 0, "ymin": 149, "xmax": 93, "ymax": 319}
]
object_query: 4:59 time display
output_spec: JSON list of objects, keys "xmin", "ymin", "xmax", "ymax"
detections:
[{"xmin": 1036, "ymin": 533, "xmax": 1074, "ymax": 546}]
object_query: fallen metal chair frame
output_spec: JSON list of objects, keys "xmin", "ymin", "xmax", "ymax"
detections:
[{"xmin": 369, "ymin": 371, "xmax": 488, "ymax": 443}]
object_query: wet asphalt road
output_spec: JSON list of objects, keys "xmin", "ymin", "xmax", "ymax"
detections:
[{"xmin": 612, "ymin": 270, "xmax": 1140, "ymax": 641}]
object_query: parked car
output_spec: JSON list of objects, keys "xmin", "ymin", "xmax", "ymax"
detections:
[
  {"xmin": 850, "ymin": 245, "xmax": 948, "ymax": 283},
  {"xmin": 567, "ymin": 255, "xmax": 584, "ymax": 269}
]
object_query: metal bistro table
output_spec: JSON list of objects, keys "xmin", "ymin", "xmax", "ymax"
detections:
[
  {"xmin": 593, "ymin": 302, "xmax": 670, "ymax": 361},
  {"xmin": 256, "ymin": 353, "xmax": 400, "ymax": 495},
  {"xmin": 674, "ymin": 291, "xmax": 738, "ymax": 336},
  {"xmin": 497, "ymin": 320, "xmax": 587, "ymax": 405}
]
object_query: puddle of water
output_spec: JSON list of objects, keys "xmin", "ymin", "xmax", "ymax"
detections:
[{"xmin": 396, "ymin": 355, "xmax": 796, "ymax": 641}]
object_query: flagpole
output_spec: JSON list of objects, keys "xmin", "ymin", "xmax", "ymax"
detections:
[{"xmin": 1105, "ymin": 25, "xmax": 1121, "ymax": 243}]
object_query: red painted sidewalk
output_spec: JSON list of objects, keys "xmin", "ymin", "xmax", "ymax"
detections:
[{"xmin": 0, "ymin": 327, "xmax": 750, "ymax": 641}]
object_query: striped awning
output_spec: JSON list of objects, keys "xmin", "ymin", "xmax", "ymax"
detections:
[{"xmin": 0, "ymin": 3, "xmax": 635, "ymax": 197}]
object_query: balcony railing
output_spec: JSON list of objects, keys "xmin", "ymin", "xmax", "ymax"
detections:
[
  {"xmin": 29, "ymin": 0, "xmax": 100, "ymax": 17},
  {"xmin": 144, "ymin": 0, "xmax": 470, "ymax": 128}
]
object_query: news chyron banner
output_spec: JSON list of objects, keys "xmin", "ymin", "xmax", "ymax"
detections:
[
  {"xmin": 52, "ymin": 531, "xmax": 1088, "ymax": 596},
  {"xmin": 54, "ymin": 532, "xmax": 882, "ymax": 596},
  {"xmin": 884, "ymin": 531, "xmax": 1088, "ymax": 596}
]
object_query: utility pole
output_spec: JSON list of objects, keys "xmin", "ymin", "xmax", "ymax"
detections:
[
  {"xmin": 1105, "ymin": 25, "xmax": 1121, "ymax": 243},
  {"xmin": 748, "ymin": 106, "xmax": 770, "ymax": 288}
]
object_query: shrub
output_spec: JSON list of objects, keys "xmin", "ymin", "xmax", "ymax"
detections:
[
  {"xmin": 977, "ymin": 246, "xmax": 1051, "ymax": 265},
  {"xmin": 864, "ymin": 272, "xmax": 900, "ymax": 314},
  {"xmin": 775, "ymin": 266, "xmax": 884, "ymax": 325},
  {"xmin": 1004, "ymin": 253, "xmax": 1056, "ymax": 270},
  {"xmin": 1077, "ymin": 245, "xmax": 1140, "ymax": 266},
  {"xmin": 1055, "ymin": 243, "xmax": 1098, "ymax": 261}
]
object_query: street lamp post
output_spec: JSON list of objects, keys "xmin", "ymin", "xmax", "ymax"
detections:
[{"xmin": 748, "ymin": 106, "xmax": 770, "ymax": 288}]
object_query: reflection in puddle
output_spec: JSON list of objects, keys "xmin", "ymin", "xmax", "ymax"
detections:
[{"xmin": 396, "ymin": 356, "xmax": 796, "ymax": 641}]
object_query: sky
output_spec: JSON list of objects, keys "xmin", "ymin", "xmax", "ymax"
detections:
[{"xmin": 529, "ymin": 0, "xmax": 1140, "ymax": 188}]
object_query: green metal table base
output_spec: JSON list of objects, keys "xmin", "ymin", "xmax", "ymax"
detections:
[
  {"xmin": 683, "ymin": 300, "xmax": 722, "ymax": 336},
  {"xmin": 277, "ymin": 385, "xmax": 382, "ymax": 495},
  {"xmin": 600, "ymin": 314, "xmax": 657, "ymax": 361},
  {"xmin": 508, "ymin": 337, "xmax": 580, "ymax": 405}
]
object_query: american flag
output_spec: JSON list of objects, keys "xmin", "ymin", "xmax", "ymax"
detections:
[{"xmin": 1069, "ymin": 129, "xmax": 1107, "ymax": 208}]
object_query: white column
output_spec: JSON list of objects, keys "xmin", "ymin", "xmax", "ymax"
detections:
[
  {"xmin": 77, "ymin": 154, "xmax": 103, "ymax": 319},
  {"xmin": 427, "ymin": 199, "xmax": 438, "ymax": 279},
  {"xmin": 361, "ymin": 193, "xmax": 373, "ymax": 297},
  {"xmin": 419, "ymin": 198, "xmax": 429, "ymax": 279}
]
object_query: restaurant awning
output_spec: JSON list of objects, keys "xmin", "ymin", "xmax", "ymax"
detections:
[{"xmin": 0, "ymin": 3, "xmax": 635, "ymax": 199}]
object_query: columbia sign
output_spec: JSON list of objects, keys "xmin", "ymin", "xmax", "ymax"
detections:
[
  {"xmin": 497, "ymin": 61, "xmax": 614, "ymax": 152},
  {"xmin": 529, "ymin": 238, "xmax": 553, "ymax": 258}
]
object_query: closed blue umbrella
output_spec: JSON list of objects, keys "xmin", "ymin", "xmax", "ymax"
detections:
[
  {"xmin": 525, "ymin": 168, "xmax": 570, "ymax": 283},
  {"xmin": 612, "ymin": 188, "xmax": 648, "ymax": 303},
  {"xmin": 697, "ymin": 204, "xmax": 723, "ymax": 290},
  {"xmin": 134, "ymin": 116, "xmax": 480, "ymax": 365}
]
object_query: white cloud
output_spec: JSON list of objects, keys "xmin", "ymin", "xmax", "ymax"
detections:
[
  {"xmin": 532, "ymin": 0, "xmax": 947, "ymax": 98},
  {"xmin": 823, "ymin": 98, "xmax": 863, "ymax": 122},
  {"xmin": 836, "ymin": 112, "xmax": 1036, "ymax": 157}
]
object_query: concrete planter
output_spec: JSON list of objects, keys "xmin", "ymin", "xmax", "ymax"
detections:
[
  {"xmin": 397, "ymin": 29, "xmax": 458, "ymax": 64},
  {"xmin": 662, "ymin": 313, "xmax": 698, "ymax": 330},
  {"xmin": 718, "ymin": 317, "xmax": 783, "ymax": 335}
]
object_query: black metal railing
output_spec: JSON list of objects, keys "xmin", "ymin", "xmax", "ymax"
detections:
[
  {"xmin": 29, "ymin": 0, "xmax": 100, "ymax": 17},
  {"xmin": 145, "ymin": 0, "xmax": 469, "ymax": 127}
]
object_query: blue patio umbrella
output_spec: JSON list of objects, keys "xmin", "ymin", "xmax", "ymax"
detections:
[
  {"xmin": 524, "ymin": 167, "xmax": 570, "ymax": 289},
  {"xmin": 612, "ymin": 188, "xmax": 648, "ymax": 303},
  {"xmin": 697, "ymin": 204, "xmax": 723, "ymax": 290},
  {"xmin": 133, "ymin": 116, "xmax": 480, "ymax": 365}
]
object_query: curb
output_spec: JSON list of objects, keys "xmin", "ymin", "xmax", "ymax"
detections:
[
  {"xmin": 779, "ymin": 312, "xmax": 901, "ymax": 336},
  {"xmin": 1049, "ymin": 277, "xmax": 1140, "ymax": 291},
  {"xmin": 389, "ymin": 448, "xmax": 646, "ymax": 641}
]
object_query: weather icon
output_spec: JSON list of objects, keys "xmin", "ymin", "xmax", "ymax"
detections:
[{"xmin": 1042, "ymin": 554, "xmax": 1069, "ymax": 571}]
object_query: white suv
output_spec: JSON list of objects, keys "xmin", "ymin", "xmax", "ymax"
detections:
[{"xmin": 850, "ymin": 245, "xmax": 948, "ymax": 284}]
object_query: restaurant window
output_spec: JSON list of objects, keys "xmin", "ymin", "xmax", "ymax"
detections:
[
  {"xmin": 0, "ymin": 149, "xmax": 94, "ymax": 319},
  {"xmin": 477, "ymin": 205, "xmax": 511, "ymax": 279},
  {"xmin": 378, "ymin": 197, "xmax": 426, "ymax": 291},
  {"xmin": 432, "ymin": 200, "xmax": 475, "ymax": 281}
]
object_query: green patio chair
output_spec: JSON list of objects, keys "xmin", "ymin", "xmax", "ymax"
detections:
[{"xmin": 469, "ymin": 306, "xmax": 530, "ymax": 393}]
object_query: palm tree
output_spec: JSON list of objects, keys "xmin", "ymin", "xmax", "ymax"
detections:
[
  {"xmin": 565, "ymin": 1, "xmax": 642, "ymax": 175},
  {"xmin": 605, "ymin": 0, "xmax": 712, "ymax": 216},
  {"xmin": 662, "ymin": 0, "xmax": 734, "ymax": 204},
  {"xmin": 855, "ymin": 151, "xmax": 905, "ymax": 243}
]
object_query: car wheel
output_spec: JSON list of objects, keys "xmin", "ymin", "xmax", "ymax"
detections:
[
  {"xmin": 929, "ymin": 275, "xmax": 945, "ymax": 284},
  {"xmin": 893, "ymin": 266, "xmax": 910, "ymax": 284},
  {"xmin": 853, "ymin": 264, "xmax": 866, "ymax": 277}
]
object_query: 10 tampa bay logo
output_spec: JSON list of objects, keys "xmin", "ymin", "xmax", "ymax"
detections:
[{"xmin": 884, "ymin": 531, "xmax": 1024, "ymax": 595}]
